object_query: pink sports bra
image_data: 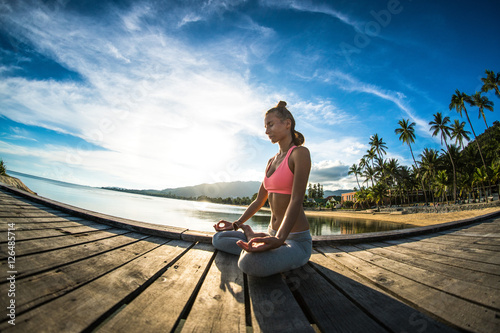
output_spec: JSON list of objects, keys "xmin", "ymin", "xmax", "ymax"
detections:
[{"xmin": 263, "ymin": 146, "xmax": 297, "ymax": 195}]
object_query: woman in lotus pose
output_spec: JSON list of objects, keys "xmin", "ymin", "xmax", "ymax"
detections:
[{"xmin": 212, "ymin": 101, "xmax": 312, "ymax": 277}]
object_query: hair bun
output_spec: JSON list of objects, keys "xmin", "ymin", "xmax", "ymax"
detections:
[{"xmin": 277, "ymin": 101, "xmax": 287, "ymax": 108}]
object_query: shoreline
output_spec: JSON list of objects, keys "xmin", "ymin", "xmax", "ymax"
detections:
[
  {"xmin": 2, "ymin": 173, "xmax": 499, "ymax": 229},
  {"xmin": 303, "ymin": 207, "xmax": 500, "ymax": 227}
]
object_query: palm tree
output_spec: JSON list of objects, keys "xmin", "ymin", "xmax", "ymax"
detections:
[
  {"xmin": 409, "ymin": 165, "xmax": 422, "ymax": 203},
  {"xmin": 468, "ymin": 91, "xmax": 494, "ymax": 129},
  {"xmin": 368, "ymin": 183, "xmax": 387, "ymax": 211},
  {"xmin": 369, "ymin": 133, "xmax": 387, "ymax": 160},
  {"xmin": 450, "ymin": 119, "xmax": 471, "ymax": 150},
  {"xmin": 395, "ymin": 118, "xmax": 428, "ymax": 204},
  {"xmin": 374, "ymin": 156, "xmax": 386, "ymax": 184},
  {"xmin": 364, "ymin": 148, "xmax": 377, "ymax": 169},
  {"xmin": 359, "ymin": 156, "xmax": 368, "ymax": 170},
  {"xmin": 458, "ymin": 173, "xmax": 473, "ymax": 203},
  {"xmin": 490, "ymin": 159, "xmax": 500, "ymax": 199},
  {"xmin": 348, "ymin": 164, "xmax": 362, "ymax": 190},
  {"xmin": 473, "ymin": 167, "xmax": 489, "ymax": 203},
  {"xmin": 429, "ymin": 112, "xmax": 457, "ymax": 202},
  {"xmin": 446, "ymin": 145, "xmax": 464, "ymax": 176},
  {"xmin": 385, "ymin": 158, "xmax": 400, "ymax": 205},
  {"xmin": 369, "ymin": 134, "xmax": 387, "ymax": 181},
  {"xmin": 354, "ymin": 188, "xmax": 369, "ymax": 209},
  {"xmin": 398, "ymin": 165, "xmax": 413, "ymax": 204},
  {"xmin": 434, "ymin": 170, "xmax": 449, "ymax": 203},
  {"xmin": 450, "ymin": 89, "xmax": 487, "ymax": 171},
  {"xmin": 358, "ymin": 157, "xmax": 368, "ymax": 171},
  {"xmin": 420, "ymin": 148, "xmax": 439, "ymax": 204},
  {"xmin": 481, "ymin": 70, "xmax": 500, "ymax": 99},
  {"xmin": 363, "ymin": 165, "xmax": 376, "ymax": 187}
]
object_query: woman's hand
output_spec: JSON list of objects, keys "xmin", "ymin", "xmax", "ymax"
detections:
[
  {"xmin": 213, "ymin": 220, "xmax": 234, "ymax": 232},
  {"xmin": 236, "ymin": 236, "xmax": 285, "ymax": 252}
]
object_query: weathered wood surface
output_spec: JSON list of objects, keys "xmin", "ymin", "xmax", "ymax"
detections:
[{"xmin": 1, "ymin": 188, "xmax": 499, "ymax": 332}]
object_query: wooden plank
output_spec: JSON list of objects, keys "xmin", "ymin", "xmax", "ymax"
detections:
[
  {"xmin": 0, "ymin": 239, "xmax": 193, "ymax": 333},
  {"xmin": 0, "ymin": 221, "xmax": 89, "ymax": 232},
  {"xmin": 284, "ymin": 265, "xmax": 387, "ymax": 333},
  {"xmin": 450, "ymin": 232, "xmax": 500, "ymax": 238},
  {"xmin": 308, "ymin": 252, "xmax": 458, "ymax": 333},
  {"xmin": 337, "ymin": 244, "xmax": 500, "ymax": 310},
  {"xmin": 15, "ymin": 237, "xmax": 169, "ymax": 313},
  {"xmin": 248, "ymin": 274, "xmax": 314, "ymax": 332},
  {"xmin": 384, "ymin": 239, "xmax": 500, "ymax": 265},
  {"xmin": 431, "ymin": 233, "xmax": 500, "ymax": 247},
  {"xmin": 415, "ymin": 237, "xmax": 500, "ymax": 252},
  {"xmin": 0, "ymin": 206, "xmax": 44, "ymax": 212},
  {"xmin": 378, "ymin": 240, "xmax": 500, "ymax": 276},
  {"xmin": 0, "ymin": 198, "xmax": 34, "ymax": 205},
  {"xmin": 0, "ymin": 201, "xmax": 55, "ymax": 207},
  {"xmin": 0, "ymin": 233, "xmax": 150, "ymax": 277},
  {"xmin": 358, "ymin": 242, "xmax": 500, "ymax": 289},
  {"xmin": 0, "ymin": 228, "xmax": 130, "ymax": 258},
  {"xmin": 317, "ymin": 245, "xmax": 500, "ymax": 333},
  {"xmin": 442, "ymin": 220, "xmax": 500, "ymax": 232},
  {"xmin": 0, "ymin": 225, "xmax": 113, "ymax": 242},
  {"xmin": 0, "ymin": 211, "xmax": 72, "ymax": 218},
  {"xmin": 181, "ymin": 251, "xmax": 246, "ymax": 332},
  {"xmin": 448, "ymin": 223, "xmax": 500, "ymax": 236},
  {"xmin": 406, "ymin": 234, "xmax": 500, "ymax": 252},
  {"xmin": 0, "ymin": 216, "xmax": 87, "ymax": 223},
  {"xmin": 97, "ymin": 242, "xmax": 214, "ymax": 333}
]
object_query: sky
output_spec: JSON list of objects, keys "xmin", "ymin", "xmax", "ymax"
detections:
[{"xmin": 0, "ymin": 0, "xmax": 499, "ymax": 191}]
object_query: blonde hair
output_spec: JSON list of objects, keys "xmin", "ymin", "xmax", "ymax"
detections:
[{"xmin": 266, "ymin": 101, "xmax": 305, "ymax": 146}]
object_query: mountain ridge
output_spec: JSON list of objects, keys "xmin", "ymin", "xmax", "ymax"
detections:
[
  {"xmin": 161, "ymin": 181, "xmax": 354, "ymax": 198},
  {"xmin": 161, "ymin": 181, "xmax": 261, "ymax": 198}
]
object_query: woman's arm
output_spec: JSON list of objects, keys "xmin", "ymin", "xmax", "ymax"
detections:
[
  {"xmin": 235, "ymin": 182, "xmax": 269, "ymax": 226},
  {"xmin": 214, "ymin": 182, "xmax": 268, "ymax": 231},
  {"xmin": 275, "ymin": 147, "xmax": 311, "ymax": 242}
]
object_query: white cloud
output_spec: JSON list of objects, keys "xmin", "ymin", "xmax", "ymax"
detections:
[
  {"xmin": 293, "ymin": 100, "xmax": 353, "ymax": 126},
  {"xmin": 307, "ymin": 137, "xmax": 368, "ymax": 164},
  {"xmin": 261, "ymin": 0, "xmax": 362, "ymax": 31},
  {"xmin": 0, "ymin": 2, "xmax": 280, "ymax": 188},
  {"xmin": 318, "ymin": 70, "xmax": 432, "ymax": 138}
]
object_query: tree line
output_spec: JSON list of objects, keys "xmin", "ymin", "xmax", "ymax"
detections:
[
  {"xmin": 103, "ymin": 182, "xmax": 328, "ymax": 208},
  {"xmin": 348, "ymin": 69, "xmax": 500, "ymax": 209}
]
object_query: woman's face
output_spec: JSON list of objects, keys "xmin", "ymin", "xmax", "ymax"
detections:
[{"xmin": 265, "ymin": 112, "xmax": 290, "ymax": 143}]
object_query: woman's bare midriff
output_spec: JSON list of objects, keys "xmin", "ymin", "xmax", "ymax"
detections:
[{"xmin": 268, "ymin": 192, "xmax": 309, "ymax": 232}]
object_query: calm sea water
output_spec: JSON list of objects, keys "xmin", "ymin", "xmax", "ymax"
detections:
[{"xmin": 9, "ymin": 171, "xmax": 414, "ymax": 236}]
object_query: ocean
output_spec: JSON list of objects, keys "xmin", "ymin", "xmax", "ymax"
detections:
[{"xmin": 8, "ymin": 171, "xmax": 413, "ymax": 236}]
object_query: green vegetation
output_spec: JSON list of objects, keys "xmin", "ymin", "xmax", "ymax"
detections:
[
  {"xmin": 105, "ymin": 182, "xmax": 329, "ymax": 208},
  {"xmin": 0, "ymin": 159, "xmax": 6, "ymax": 176},
  {"xmin": 102, "ymin": 187, "xmax": 257, "ymax": 206},
  {"xmin": 352, "ymin": 69, "xmax": 499, "ymax": 208}
]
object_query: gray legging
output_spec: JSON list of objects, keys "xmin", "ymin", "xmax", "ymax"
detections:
[{"xmin": 212, "ymin": 227, "xmax": 312, "ymax": 277}]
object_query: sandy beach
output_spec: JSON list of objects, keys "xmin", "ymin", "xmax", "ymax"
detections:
[{"xmin": 304, "ymin": 207, "xmax": 500, "ymax": 227}]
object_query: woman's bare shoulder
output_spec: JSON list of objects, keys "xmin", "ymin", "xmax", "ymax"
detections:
[{"xmin": 291, "ymin": 146, "xmax": 310, "ymax": 158}]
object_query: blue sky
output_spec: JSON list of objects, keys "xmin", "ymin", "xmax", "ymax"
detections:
[{"xmin": 0, "ymin": 0, "xmax": 499, "ymax": 191}]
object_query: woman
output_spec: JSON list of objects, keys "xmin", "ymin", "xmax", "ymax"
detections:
[{"xmin": 212, "ymin": 101, "xmax": 312, "ymax": 277}]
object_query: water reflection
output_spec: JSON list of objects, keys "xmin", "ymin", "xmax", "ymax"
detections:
[
  {"xmin": 186, "ymin": 208, "xmax": 414, "ymax": 236},
  {"xmin": 249, "ymin": 214, "xmax": 414, "ymax": 236}
]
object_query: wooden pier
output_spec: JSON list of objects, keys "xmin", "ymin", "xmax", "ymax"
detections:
[{"xmin": 0, "ymin": 184, "xmax": 499, "ymax": 332}]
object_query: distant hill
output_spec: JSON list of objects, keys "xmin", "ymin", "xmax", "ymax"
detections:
[
  {"xmin": 162, "ymin": 183, "xmax": 354, "ymax": 199},
  {"xmin": 161, "ymin": 181, "xmax": 261, "ymax": 198},
  {"xmin": 161, "ymin": 182, "xmax": 354, "ymax": 199},
  {"xmin": 324, "ymin": 189, "xmax": 354, "ymax": 197}
]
